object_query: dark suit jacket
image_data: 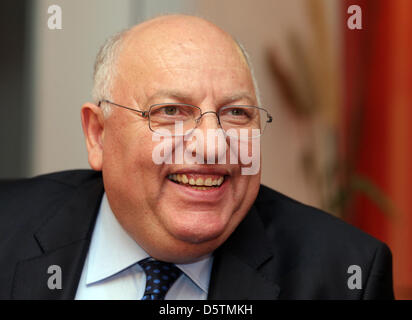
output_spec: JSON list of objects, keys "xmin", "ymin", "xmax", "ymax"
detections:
[{"xmin": 0, "ymin": 170, "xmax": 394, "ymax": 299}]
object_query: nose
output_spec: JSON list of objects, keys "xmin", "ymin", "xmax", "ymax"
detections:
[
  {"xmin": 191, "ymin": 111, "xmax": 227, "ymax": 164},
  {"xmin": 195, "ymin": 111, "xmax": 221, "ymax": 131}
]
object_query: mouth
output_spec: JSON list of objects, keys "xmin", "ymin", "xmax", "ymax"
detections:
[{"xmin": 167, "ymin": 173, "xmax": 226, "ymax": 191}]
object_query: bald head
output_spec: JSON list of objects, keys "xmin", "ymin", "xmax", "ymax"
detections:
[
  {"xmin": 122, "ymin": 15, "xmax": 248, "ymax": 65},
  {"xmin": 92, "ymin": 15, "xmax": 259, "ymax": 113}
]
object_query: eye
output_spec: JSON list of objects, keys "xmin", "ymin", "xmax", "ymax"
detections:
[
  {"xmin": 220, "ymin": 107, "xmax": 250, "ymax": 118},
  {"xmin": 164, "ymin": 106, "xmax": 178, "ymax": 115},
  {"xmin": 229, "ymin": 108, "xmax": 246, "ymax": 116},
  {"xmin": 150, "ymin": 104, "xmax": 199, "ymax": 120}
]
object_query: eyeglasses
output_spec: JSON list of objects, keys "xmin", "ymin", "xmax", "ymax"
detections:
[{"xmin": 98, "ymin": 100, "xmax": 272, "ymax": 139}]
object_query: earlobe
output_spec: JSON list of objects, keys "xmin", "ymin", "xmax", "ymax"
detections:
[{"xmin": 81, "ymin": 103, "xmax": 104, "ymax": 171}]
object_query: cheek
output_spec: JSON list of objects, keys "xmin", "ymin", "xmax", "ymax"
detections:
[
  {"xmin": 104, "ymin": 118, "xmax": 154, "ymax": 168},
  {"xmin": 103, "ymin": 120, "xmax": 164, "ymax": 196},
  {"xmin": 122, "ymin": 140, "xmax": 163, "ymax": 197}
]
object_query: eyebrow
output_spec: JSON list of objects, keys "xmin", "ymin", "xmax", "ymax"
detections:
[
  {"xmin": 148, "ymin": 90, "xmax": 192, "ymax": 101},
  {"xmin": 225, "ymin": 92, "xmax": 256, "ymax": 104},
  {"xmin": 148, "ymin": 90, "xmax": 256, "ymax": 105}
]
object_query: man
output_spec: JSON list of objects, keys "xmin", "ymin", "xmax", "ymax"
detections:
[{"xmin": 0, "ymin": 15, "xmax": 393, "ymax": 299}]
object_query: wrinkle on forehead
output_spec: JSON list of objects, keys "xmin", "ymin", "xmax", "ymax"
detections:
[{"xmin": 118, "ymin": 15, "xmax": 249, "ymax": 71}]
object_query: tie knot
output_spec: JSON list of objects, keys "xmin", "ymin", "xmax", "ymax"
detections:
[{"xmin": 138, "ymin": 258, "xmax": 182, "ymax": 300}]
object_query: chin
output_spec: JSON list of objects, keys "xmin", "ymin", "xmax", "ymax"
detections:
[
  {"xmin": 175, "ymin": 231, "xmax": 221, "ymax": 245},
  {"xmin": 168, "ymin": 218, "xmax": 229, "ymax": 245}
]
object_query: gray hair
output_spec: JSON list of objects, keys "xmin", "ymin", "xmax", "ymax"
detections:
[
  {"xmin": 235, "ymin": 39, "xmax": 261, "ymax": 107},
  {"xmin": 92, "ymin": 29, "xmax": 127, "ymax": 117},
  {"xmin": 92, "ymin": 28, "xmax": 261, "ymax": 117}
]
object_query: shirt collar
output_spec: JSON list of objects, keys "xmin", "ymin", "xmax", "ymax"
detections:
[
  {"xmin": 85, "ymin": 193, "xmax": 213, "ymax": 294},
  {"xmin": 177, "ymin": 255, "xmax": 213, "ymax": 293}
]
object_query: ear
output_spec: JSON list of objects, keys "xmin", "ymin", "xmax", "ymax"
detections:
[{"xmin": 81, "ymin": 102, "xmax": 105, "ymax": 171}]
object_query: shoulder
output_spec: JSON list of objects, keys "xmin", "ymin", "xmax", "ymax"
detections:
[
  {"xmin": 254, "ymin": 184, "xmax": 390, "ymax": 260},
  {"xmin": 0, "ymin": 169, "xmax": 101, "ymax": 192},
  {"xmin": 252, "ymin": 185, "xmax": 393, "ymax": 299},
  {"xmin": 0, "ymin": 169, "xmax": 102, "ymax": 232}
]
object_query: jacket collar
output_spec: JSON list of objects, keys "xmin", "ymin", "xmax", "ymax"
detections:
[
  {"xmin": 207, "ymin": 205, "xmax": 280, "ymax": 300},
  {"xmin": 11, "ymin": 174, "xmax": 104, "ymax": 299}
]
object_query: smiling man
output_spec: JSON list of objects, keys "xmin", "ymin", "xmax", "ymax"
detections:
[
  {"xmin": 0, "ymin": 15, "xmax": 394, "ymax": 300},
  {"xmin": 83, "ymin": 15, "xmax": 263, "ymax": 265}
]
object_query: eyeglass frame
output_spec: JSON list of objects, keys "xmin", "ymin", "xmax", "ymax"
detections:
[{"xmin": 97, "ymin": 99, "xmax": 273, "ymax": 137}]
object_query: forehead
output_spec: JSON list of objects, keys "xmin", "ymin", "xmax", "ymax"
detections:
[
  {"xmin": 114, "ymin": 19, "xmax": 254, "ymax": 103},
  {"xmin": 121, "ymin": 17, "xmax": 248, "ymax": 65}
]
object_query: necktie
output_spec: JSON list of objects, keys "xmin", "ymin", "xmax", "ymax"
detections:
[{"xmin": 138, "ymin": 258, "xmax": 182, "ymax": 300}]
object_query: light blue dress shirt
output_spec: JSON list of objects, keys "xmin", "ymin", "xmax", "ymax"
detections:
[{"xmin": 75, "ymin": 193, "xmax": 213, "ymax": 300}]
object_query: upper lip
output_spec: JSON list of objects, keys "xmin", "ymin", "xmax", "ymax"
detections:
[{"xmin": 167, "ymin": 166, "xmax": 231, "ymax": 176}]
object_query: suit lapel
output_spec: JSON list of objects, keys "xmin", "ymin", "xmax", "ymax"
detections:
[
  {"xmin": 208, "ymin": 206, "xmax": 280, "ymax": 300},
  {"xmin": 11, "ymin": 175, "xmax": 104, "ymax": 299}
]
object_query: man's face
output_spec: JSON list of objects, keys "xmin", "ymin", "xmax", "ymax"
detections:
[{"xmin": 94, "ymin": 18, "xmax": 261, "ymax": 262}]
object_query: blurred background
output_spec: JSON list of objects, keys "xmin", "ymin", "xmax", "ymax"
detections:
[{"xmin": 1, "ymin": 0, "xmax": 411, "ymax": 298}]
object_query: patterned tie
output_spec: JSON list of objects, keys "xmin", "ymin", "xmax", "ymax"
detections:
[{"xmin": 138, "ymin": 258, "xmax": 182, "ymax": 300}]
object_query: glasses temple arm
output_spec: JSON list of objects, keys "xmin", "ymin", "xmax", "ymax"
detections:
[{"xmin": 98, "ymin": 100, "xmax": 149, "ymax": 117}]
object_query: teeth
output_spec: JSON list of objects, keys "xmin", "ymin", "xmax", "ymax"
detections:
[
  {"xmin": 218, "ymin": 177, "xmax": 224, "ymax": 185},
  {"xmin": 205, "ymin": 178, "xmax": 212, "ymax": 186},
  {"xmin": 192, "ymin": 186, "xmax": 208, "ymax": 190},
  {"xmin": 168, "ymin": 173, "xmax": 225, "ymax": 187}
]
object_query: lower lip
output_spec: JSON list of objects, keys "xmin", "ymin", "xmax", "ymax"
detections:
[{"xmin": 166, "ymin": 177, "xmax": 229, "ymax": 202}]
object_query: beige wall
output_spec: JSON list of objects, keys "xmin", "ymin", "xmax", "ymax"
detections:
[
  {"xmin": 30, "ymin": 0, "xmax": 134, "ymax": 175},
  {"xmin": 29, "ymin": 0, "xmax": 341, "ymax": 209}
]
